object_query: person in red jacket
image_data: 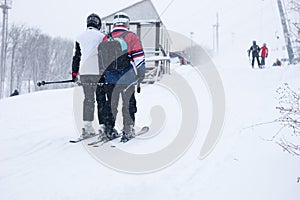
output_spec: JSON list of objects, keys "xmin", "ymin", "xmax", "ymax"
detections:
[
  {"xmin": 96, "ymin": 12, "xmax": 146, "ymax": 142},
  {"xmin": 260, "ymin": 43, "xmax": 268, "ymax": 67}
]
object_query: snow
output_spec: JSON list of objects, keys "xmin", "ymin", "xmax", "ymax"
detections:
[
  {"xmin": 1, "ymin": 62, "xmax": 300, "ymax": 199},
  {"xmin": 1, "ymin": 0, "xmax": 300, "ymax": 199}
]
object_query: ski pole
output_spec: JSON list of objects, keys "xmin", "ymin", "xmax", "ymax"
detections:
[
  {"xmin": 36, "ymin": 79, "xmax": 74, "ymax": 87},
  {"xmin": 123, "ymin": 81, "xmax": 137, "ymax": 93},
  {"xmin": 122, "ymin": 80, "xmax": 142, "ymax": 93}
]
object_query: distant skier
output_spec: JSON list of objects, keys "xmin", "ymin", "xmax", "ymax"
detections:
[
  {"xmin": 248, "ymin": 40, "xmax": 261, "ymax": 68},
  {"xmin": 71, "ymin": 13, "xmax": 105, "ymax": 139},
  {"xmin": 272, "ymin": 59, "xmax": 282, "ymax": 67},
  {"xmin": 10, "ymin": 89, "xmax": 19, "ymax": 97},
  {"xmin": 260, "ymin": 43, "xmax": 268, "ymax": 67}
]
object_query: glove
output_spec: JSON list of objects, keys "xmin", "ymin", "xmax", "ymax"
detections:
[{"xmin": 72, "ymin": 72, "xmax": 78, "ymax": 82}]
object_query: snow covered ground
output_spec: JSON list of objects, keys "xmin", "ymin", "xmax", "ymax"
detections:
[
  {"xmin": 1, "ymin": 0, "xmax": 300, "ymax": 199},
  {"xmin": 0, "ymin": 59, "xmax": 300, "ymax": 199}
]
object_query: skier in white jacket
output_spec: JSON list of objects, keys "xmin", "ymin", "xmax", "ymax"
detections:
[{"xmin": 71, "ymin": 13, "xmax": 105, "ymax": 138}]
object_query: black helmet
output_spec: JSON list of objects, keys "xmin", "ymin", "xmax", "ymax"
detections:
[
  {"xmin": 253, "ymin": 40, "xmax": 256, "ymax": 45},
  {"xmin": 87, "ymin": 13, "xmax": 101, "ymax": 30}
]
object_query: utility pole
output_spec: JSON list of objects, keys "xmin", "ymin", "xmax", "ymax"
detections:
[
  {"xmin": 289, "ymin": 0, "xmax": 300, "ymax": 60},
  {"xmin": 189, "ymin": 31, "xmax": 194, "ymax": 63},
  {"xmin": 0, "ymin": 0, "xmax": 11, "ymax": 98},
  {"xmin": 190, "ymin": 31, "xmax": 194, "ymax": 48},
  {"xmin": 213, "ymin": 12, "xmax": 219, "ymax": 54},
  {"xmin": 277, "ymin": 0, "xmax": 295, "ymax": 64}
]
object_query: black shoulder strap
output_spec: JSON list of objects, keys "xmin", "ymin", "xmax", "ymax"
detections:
[
  {"xmin": 119, "ymin": 31, "xmax": 129, "ymax": 39},
  {"xmin": 106, "ymin": 31, "xmax": 128, "ymax": 40}
]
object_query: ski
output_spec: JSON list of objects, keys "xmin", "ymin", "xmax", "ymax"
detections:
[
  {"xmin": 69, "ymin": 132, "xmax": 100, "ymax": 143},
  {"xmin": 90, "ymin": 134, "xmax": 122, "ymax": 147},
  {"xmin": 88, "ymin": 134, "xmax": 121, "ymax": 146},
  {"xmin": 120, "ymin": 126, "xmax": 149, "ymax": 143},
  {"xmin": 91, "ymin": 126, "xmax": 149, "ymax": 147}
]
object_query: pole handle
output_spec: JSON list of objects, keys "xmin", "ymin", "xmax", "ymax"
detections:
[{"xmin": 137, "ymin": 82, "xmax": 141, "ymax": 93}]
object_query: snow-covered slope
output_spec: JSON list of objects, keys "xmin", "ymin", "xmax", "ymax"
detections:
[
  {"xmin": 1, "ymin": 61, "xmax": 300, "ymax": 199},
  {"xmin": 2, "ymin": 0, "xmax": 300, "ymax": 199}
]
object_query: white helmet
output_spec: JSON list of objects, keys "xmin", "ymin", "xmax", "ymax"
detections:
[{"xmin": 113, "ymin": 12, "xmax": 130, "ymax": 28}]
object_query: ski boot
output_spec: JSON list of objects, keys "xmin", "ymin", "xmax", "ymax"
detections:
[
  {"xmin": 104, "ymin": 125, "xmax": 119, "ymax": 141},
  {"xmin": 80, "ymin": 121, "xmax": 96, "ymax": 139},
  {"xmin": 97, "ymin": 124, "xmax": 107, "ymax": 141},
  {"xmin": 120, "ymin": 125, "xmax": 135, "ymax": 143}
]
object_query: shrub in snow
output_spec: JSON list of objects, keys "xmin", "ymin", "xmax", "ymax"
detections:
[{"xmin": 275, "ymin": 83, "xmax": 300, "ymax": 156}]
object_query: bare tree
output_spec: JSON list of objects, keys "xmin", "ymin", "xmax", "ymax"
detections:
[
  {"xmin": 13, "ymin": 27, "xmax": 36, "ymax": 93},
  {"xmin": 5, "ymin": 23, "xmax": 73, "ymax": 96},
  {"xmin": 6, "ymin": 24, "xmax": 25, "ymax": 93},
  {"xmin": 47, "ymin": 37, "xmax": 73, "ymax": 89},
  {"xmin": 243, "ymin": 83, "xmax": 300, "ymax": 156},
  {"xmin": 275, "ymin": 83, "xmax": 300, "ymax": 156}
]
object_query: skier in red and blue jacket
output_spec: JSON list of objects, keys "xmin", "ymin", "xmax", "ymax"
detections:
[{"xmin": 96, "ymin": 12, "xmax": 146, "ymax": 142}]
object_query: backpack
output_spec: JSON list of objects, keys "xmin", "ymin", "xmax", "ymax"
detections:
[{"xmin": 98, "ymin": 31, "xmax": 131, "ymax": 72}]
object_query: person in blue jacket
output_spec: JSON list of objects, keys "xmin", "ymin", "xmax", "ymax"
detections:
[{"xmin": 96, "ymin": 12, "xmax": 145, "ymax": 142}]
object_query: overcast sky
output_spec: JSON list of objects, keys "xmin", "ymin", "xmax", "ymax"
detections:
[
  {"xmin": 7, "ymin": 0, "xmax": 283, "ymax": 50},
  {"xmin": 9, "ymin": 0, "xmax": 198, "ymax": 39},
  {"xmin": 7, "ymin": 0, "xmax": 226, "ymax": 45}
]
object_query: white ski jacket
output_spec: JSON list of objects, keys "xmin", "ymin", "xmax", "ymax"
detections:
[{"xmin": 74, "ymin": 27, "xmax": 104, "ymax": 75}]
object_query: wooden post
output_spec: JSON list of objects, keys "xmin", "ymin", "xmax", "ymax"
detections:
[
  {"xmin": 155, "ymin": 21, "xmax": 161, "ymax": 67},
  {"xmin": 137, "ymin": 23, "xmax": 141, "ymax": 39}
]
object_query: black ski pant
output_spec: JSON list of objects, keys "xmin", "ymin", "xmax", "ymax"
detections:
[
  {"xmin": 252, "ymin": 56, "xmax": 260, "ymax": 67},
  {"xmin": 96, "ymin": 83, "xmax": 137, "ymax": 131},
  {"xmin": 80, "ymin": 75, "xmax": 101, "ymax": 122}
]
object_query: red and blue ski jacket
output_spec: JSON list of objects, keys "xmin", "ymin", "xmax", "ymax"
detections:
[{"xmin": 102, "ymin": 25, "xmax": 145, "ymax": 85}]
